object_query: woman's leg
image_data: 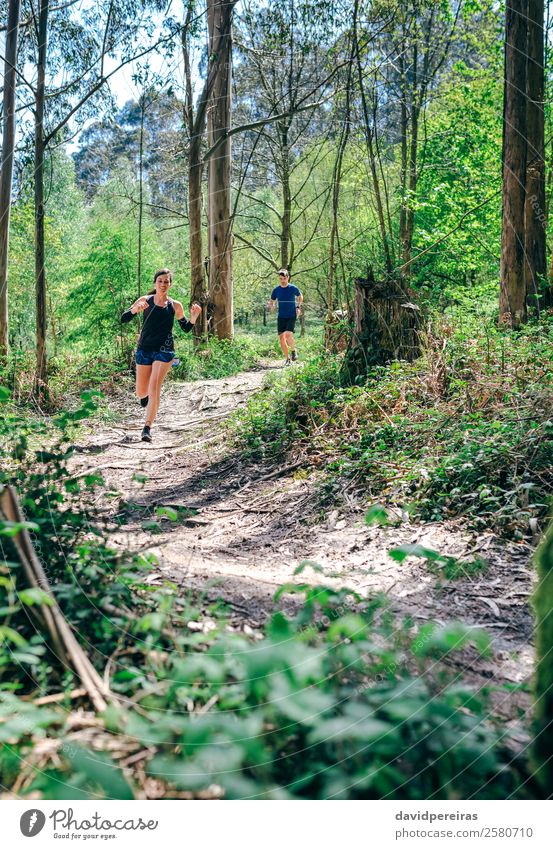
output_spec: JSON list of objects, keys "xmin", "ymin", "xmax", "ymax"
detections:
[
  {"xmin": 136, "ymin": 364, "xmax": 151, "ymax": 399},
  {"xmin": 145, "ymin": 359, "xmax": 173, "ymax": 426}
]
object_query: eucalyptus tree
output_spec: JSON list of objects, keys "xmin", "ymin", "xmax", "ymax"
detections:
[
  {"xmin": 206, "ymin": 0, "xmax": 235, "ymax": 339},
  {"xmin": 370, "ymin": 1, "xmax": 464, "ymax": 280},
  {"xmin": 74, "ymin": 89, "xmax": 186, "ymax": 211},
  {"xmin": 524, "ymin": 0, "xmax": 546, "ymax": 311},
  {"xmin": 499, "ymin": 0, "xmax": 528, "ymax": 327},
  {"xmin": 181, "ymin": 0, "xmax": 237, "ymax": 340},
  {"xmin": 0, "ymin": 0, "xmax": 21, "ymax": 359}
]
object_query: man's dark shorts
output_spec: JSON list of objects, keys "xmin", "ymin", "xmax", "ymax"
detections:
[
  {"xmin": 277, "ymin": 317, "xmax": 296, "ymax": 334},
  {"xmin": 135, "ymin": 348, "xmax": 175, "ymax": 366}
]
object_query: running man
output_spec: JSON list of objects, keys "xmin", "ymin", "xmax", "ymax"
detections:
[
  {"xmin": 268, "ymin": 268, "xmax": 303, "ymax": 364},
  {"xmin": 121, "ymin": 268, "xmax": 201, "ymax": 442}
]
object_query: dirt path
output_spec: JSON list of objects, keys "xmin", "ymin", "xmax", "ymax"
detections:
[{"xmin": 73, "ymin": 365, "xmax": 535, "ymax": 719}]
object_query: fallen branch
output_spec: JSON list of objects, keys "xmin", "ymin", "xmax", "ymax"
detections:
[{"xmin": 0, "ymin": 485, "xmax": 110, "ymax": 713}]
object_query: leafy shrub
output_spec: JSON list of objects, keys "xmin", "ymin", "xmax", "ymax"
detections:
[
  {"xmin": 233, "ymin": 319, "xmax": 553, "ymax": 535},
  {"xmin": 174, "ymin": 336, "xmax": 262, "ymax": 381},
  {"xmin": 0, "ymin": 388, "xmax": 154, "ymax": 686},
  {"xmin": 0, "ymin": 579, "xmax": 532, "ymax": 799},
  {"xmin": 231, "ymin": 355, "xmax": 342, "ymax": 460}
]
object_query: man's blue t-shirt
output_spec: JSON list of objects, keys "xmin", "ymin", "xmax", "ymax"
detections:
[{"xmin": 271, "ymin": 284, "xmax": 301, "ymax": 318}]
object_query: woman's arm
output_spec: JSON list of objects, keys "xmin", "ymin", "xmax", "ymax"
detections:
[
  {"xmin": 174, "ymin": 301, "xmax": 202, "ymax": 333},
  {"xmin": 121, "ymin": 296, "xmax": 149, "ymax": 323}
]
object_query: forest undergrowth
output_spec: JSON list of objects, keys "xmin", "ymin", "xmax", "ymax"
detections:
[
  {"xmin": 233, "ymin": 316, "xmax": 553, "ymax": 538},
  {"xmin": 0, "ymin": 315, "xmax": 551, "ymax": 799}
]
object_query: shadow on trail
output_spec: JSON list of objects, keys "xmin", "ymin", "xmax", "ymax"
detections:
[{"xmin": 117, "ymin": 447, "xmax": 307, "ymax": 522}]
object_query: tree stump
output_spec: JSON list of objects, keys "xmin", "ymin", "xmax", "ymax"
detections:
[{"xmin": 343, "ymin": 270, "xmax": 422, "ymax": 381}]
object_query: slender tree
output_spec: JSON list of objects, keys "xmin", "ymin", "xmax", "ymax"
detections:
[
  {"xmin": 499, "ymin": 0, "xmax": 528, "ymax": 327},
  {"xmin": 327, "ymin": 0, "xmax": 357, "ymax": 322},
  {"xmin": 182, "ymin": 1, "xmax": 236, "ymax": 339},
  {"xmin": 0, "ymin": 0, "xmax": 22, "ymax": 360},
  {"xmin": 34, "ymin": 0, "xmax": 49, "ymax": 394},
  {"xmin": 396, "ymin": 4, "xmax": 457, "ymax": 279},
  {"xmin": 207, "ymin": 0, "xmax": 234, "ymax": 339},
  {"xmin": 524, "ymin": 0, "xmax": 546, "ymax": 311},
  {"xmin": 234, "ymin": 0, "xmax": 339, "ymax": 274}
]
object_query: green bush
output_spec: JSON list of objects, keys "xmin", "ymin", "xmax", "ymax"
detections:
[
  {"xmin": 0, "ymin": 388, "xmax": 155, "ymax": 685},
  {"xmin": 174, "ymin": 336, "xmax": 263, "ymax": 381},
  {"xmin": 0, "ymin": 577, "xmax": 531, "ymax": 799},
  {"xmin": 231, "ymin": 355, "xmax": 342, "ymax": 460},
  {"xmin": 232, "ymin": 319, "xmax": 553, "ymax": 535}
]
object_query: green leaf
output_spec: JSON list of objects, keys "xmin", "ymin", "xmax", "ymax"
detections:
[
  {"xmin": 365, "ymin": 504, "xmax": 389, "ymax": 526},
  {"xmin": 308, "ymin": 715, "xmax": 392, "ymax": 744},
  {"xmin": 389, "ymin": 543, "xmax": 445, "ymax": 564},
  {"xmin": 294, "ymin": 560, "xmax": 325, "ymax": 576},
  {"xmin": 156, "ymin": 506, "xmax": 178, "ymax": 521},
  {"xmin": 271, "ymin": 675, "xmax": 335, "ymax": 724},
  {"xmin": 0, "ymin": 520, "xmax": 40, "ymax": 537},
  {"xmin": 18, "ymin": 587, "xmax": 53, "ymax": 607},
  {"xmin": 327, "ymin": 614, "xmax": 367, "ymax": 642},
  {"xmin": 66, "ymin": 746, "xmax": 134, "ymax": 799},
  {"xmin": 0, "ymin": 626, "xmax": 28, "ymax": 647}
]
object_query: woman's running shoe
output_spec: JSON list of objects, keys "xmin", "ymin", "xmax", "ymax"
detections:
[
  {"xmin": 139, "ymin": 395, "xmax": 149, "ymax": 407},
  {"xmin": 141, "ymin": 426, "xmax": 152, "ymax": 442}
]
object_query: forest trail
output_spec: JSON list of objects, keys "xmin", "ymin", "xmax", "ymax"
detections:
[{"xmin": 73, "ymin": 364, "xmax": 535, "ymax": 718}]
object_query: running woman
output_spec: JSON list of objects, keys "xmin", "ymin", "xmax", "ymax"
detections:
[
  {"xmin": 121, "ymin": 268, "xmax": 201, "ymax": 442},
  {"xmin": 268, "ymin": 268, "xmax": 303, "ymax": 363}
]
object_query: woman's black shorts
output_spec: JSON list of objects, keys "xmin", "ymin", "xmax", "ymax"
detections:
[{"xmin": 277, "ymin": 316, "xmax": 296, "ymax": 334}]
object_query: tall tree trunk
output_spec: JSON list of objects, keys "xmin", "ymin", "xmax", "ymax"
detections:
[
  {"xmin": 182, "ymin": 17, "xmax": 207, "ymax": 341},
  {"xmin": 0, "ymin": 0, "xmax": 22, "ymax": 360},
  {"xmin": 398, "ymin": 32, "xmax": 409, "ymax": 277},
  {"xmin": 402, "ymin": 41, "xmax": 419, "ymax": 274},
  {"xmin": 35, "ymin": 0, "xmax": 49, "ymax": 397},
  {"xmin": 499, "ymin": 0, "xmax": 528, "ymax": 328},
  {"xmin": 279, "ymin": 123, "xmax": 291, "ymax": 270},
  {"xmin": 207, "ymin": 0, "xmax": 234, "ymax": 340},
  {"xmin": 188, "ymin": 139, "xmax": 205, "ymax": 330},
  {"xmin": 327, "ymin": 5, "xmax": 356, "ymax": 327},
  {"xmin": 137, "ymin": 97, "xmax": 145, "ymax": 298},
  {"xmin": 524, "ymin": 0, "xmax": 546, "ymax": 311}
]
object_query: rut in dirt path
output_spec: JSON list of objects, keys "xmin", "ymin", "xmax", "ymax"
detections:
[{"xmin": 73, "ymin": 364, "xmax": 535, "ymax": 719}]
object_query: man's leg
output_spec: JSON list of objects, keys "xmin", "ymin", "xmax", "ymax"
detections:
[
  {"xmin": 285, "ymin": 331, "xmax": 296, "ymax": 353},
  {"xmin": 278, "ymin": 331, "xmax": 289, "ymax": 358}
]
